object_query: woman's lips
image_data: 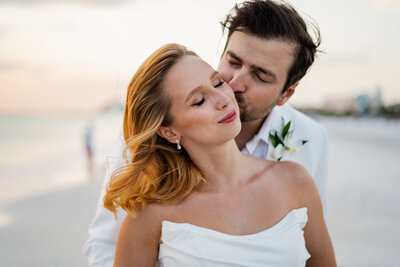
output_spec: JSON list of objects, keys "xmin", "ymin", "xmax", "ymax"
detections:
[{"xmin": 218, "ymin": 110, "xmax": 237, "ymax": 123}]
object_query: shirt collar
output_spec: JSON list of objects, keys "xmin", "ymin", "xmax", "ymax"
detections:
[{"xmin": 243, "ymin": 106, "xmax": 277, "ymax": 154}]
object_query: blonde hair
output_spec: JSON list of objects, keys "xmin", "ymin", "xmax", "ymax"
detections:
[{"xmin": 104, "ymin": 43, "xmax": 205, "ymax": 217}]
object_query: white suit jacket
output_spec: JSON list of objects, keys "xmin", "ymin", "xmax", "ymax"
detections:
[{"xmin": 83, "ymin": 104, "xmax": 328, "ymax": 267}]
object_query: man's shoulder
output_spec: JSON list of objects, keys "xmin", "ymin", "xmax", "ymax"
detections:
[
  {"xmin": 266, "ymin": 104, "xmax": 328, "ymax": 178},
  {"xmin": 273, "ymin": 104, "xmax": 327, "ymax": 135},
  {"xmin": 266, "ymin": 104, "xmax": 328, "ymax": 156}
]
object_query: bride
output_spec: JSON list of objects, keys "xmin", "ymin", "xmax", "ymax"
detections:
[{"xmin": 104, "ymin": 43, "xmax": 336, "ymax": 267}]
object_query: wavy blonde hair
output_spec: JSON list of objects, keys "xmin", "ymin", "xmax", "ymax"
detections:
[{"xmin": 104, "ymin": 43, "xmax": 205, "ymax": 217}]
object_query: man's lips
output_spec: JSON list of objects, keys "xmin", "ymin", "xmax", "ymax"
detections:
[{"xmin": 218, "ymin": 110, "xmax": 237, "ymax": 123}]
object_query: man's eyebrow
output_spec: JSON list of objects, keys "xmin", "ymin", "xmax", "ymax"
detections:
[
  {"xmin": 227, "ymin": 51, "xmax": 242, "ymax": 62},
  {"xmin": 250, "ymin": 65, "xmax": 277, "ymax": 81},
  {"xmin": 185, "ymin": 71, "xmax": 218, "ymax": 103},
  {"xmin": 227, "ymin": 50, "xmax": 277, "ymax": 81}
]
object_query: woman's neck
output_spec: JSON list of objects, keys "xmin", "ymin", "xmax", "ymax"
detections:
[{"xmin": 185, "ymin": 139, "xmax": 249, "ymax": 192}]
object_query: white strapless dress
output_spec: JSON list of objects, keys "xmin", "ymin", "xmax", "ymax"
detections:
[{"xmin": 157, "ymin": 207, "xmax": 310, "ymax": 267}]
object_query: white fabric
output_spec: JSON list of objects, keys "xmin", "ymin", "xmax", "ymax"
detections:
[
  {"xmin": 241, "ymin": 109, "xmax": 273, "ymax": 159},
  {"xmin": 241, "ymin": 107, "xmax": 273, "ymax": 158},
  {"xmin": 158, "ymin": 208, "xmax": 310, "ymax": 267},
  {"xmin": 83, "ymin": 104, "xmax": 328, "ymax": 266}
]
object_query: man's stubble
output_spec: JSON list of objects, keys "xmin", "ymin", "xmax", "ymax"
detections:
[{"xmin": 235, "ymin": 92, "xmax": 281, "ymax": 123}]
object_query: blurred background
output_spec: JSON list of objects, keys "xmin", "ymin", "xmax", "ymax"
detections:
[{"xmin": 0, "ymin": 0, "xmax": 399, "ymax": 266}]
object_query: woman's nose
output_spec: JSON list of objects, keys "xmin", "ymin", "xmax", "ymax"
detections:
[{"xmin": 215, "ymin": 92, "xmax": 230, "ymax": 110}]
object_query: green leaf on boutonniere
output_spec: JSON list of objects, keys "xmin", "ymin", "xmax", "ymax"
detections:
[
  {"xmin": 282, "ymin": 121, "xmax": 291, "ymax": 138},
  {"xmin": 301, "ymin": 140, "xmax": 308, "ymax": 145},
  {"xmin": 269, "ymin": 133, "xmax": 277, "ymax": 147}
]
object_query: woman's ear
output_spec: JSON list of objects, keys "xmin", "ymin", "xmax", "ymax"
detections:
[{"xmin": 157, "ymin": 126, "xmax": 180, "ymax": 144}]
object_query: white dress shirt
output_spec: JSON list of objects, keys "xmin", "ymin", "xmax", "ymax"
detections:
[
  {"xmin": 241, "ymin": 110, "xmax": 273, "ymax": 159},
  {"xmin": 83, "ymin": 104, "xmax": 329, "ymax": 267}
]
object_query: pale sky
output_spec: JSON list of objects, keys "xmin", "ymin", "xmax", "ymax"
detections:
[{"xmin": 0, "ymin": 0, "xmax": 399, "ymax": 112}]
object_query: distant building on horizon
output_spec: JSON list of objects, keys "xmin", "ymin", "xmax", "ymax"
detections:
[{"xmin": 324, "ymin": 87, "xmax": 383, "ymax": 116}]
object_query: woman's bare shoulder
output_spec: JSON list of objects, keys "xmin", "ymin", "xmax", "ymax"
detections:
[
  {"xmin": 270, "ymin": 160, "xmax": 312, "ymax": 183},
  {"xmin": 271, "ymin": 161, "xmax": 320, "ymax": 206},
  {"xmin": 135, "ymin": 201, "xmax": 172, "ymax": 221},
  {"xmin": 251, "ymin": 159, "xmax": 315, "ymax": 201}
]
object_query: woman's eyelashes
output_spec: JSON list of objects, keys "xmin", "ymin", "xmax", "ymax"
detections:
[
  {"xmin": 192, "ymin": 97, "xmax": 205, "ymax": 106},
  {"xmin": 214, "ymin": 80, "xmax": 224, "ymax": 88},
  {"xmin": 213, "ymin": 76, "xmax": 225, "ymax": 88},
  {"xmin": 191, "ymin": 78, "xmax": 224, "ymax": 106}
]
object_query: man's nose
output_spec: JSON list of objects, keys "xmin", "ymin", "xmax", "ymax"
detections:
[{"xmin": 229, "ymin": 70, "xmax": 247, "ymax": 93}]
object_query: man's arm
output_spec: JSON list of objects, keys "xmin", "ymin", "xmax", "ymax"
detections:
[
  {"xmin": 83, "ymin": 141, "xmax": 126, "ymax": 267},
  {"xmin": 312, "ymin": 126, "xmax": 329, "ymax": 216}
]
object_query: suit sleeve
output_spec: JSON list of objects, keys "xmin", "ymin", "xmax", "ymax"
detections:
[
  {"xmin": 313, "ymin": 126, "xmax": 329, "ymax": 219},
  {"xmin": 83, "ymin": 141, "xmax": 127, "ymax": 267}
]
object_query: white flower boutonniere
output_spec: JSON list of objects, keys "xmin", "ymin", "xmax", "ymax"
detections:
[{"xmin": 269, "ymin": 117, "xmax": 308, "ymax": 161}]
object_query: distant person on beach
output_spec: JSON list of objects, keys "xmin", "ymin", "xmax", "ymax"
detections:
[
  {"xmin": 84, "ymin": 121, "xmax": 94, "ymax": 177},
  {"xmin": 84, "ymin": 1, "xmax": 331, "ymax": 266}
]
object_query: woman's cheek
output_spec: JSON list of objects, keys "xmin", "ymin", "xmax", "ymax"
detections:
[
  {"xmin": 190, "ymin": 111, "xmax": 211, "ymax": 126},
  {"xmin": 178, "ymin": 110, "xmax": 211, "ymax": 129}
]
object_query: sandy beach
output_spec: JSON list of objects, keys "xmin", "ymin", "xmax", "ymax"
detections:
[
  {"xmin": 0, "ymin": 116, "xmax": 399, "ymax": 267},
  {"xmin": 0, "ymin": 184, "xmax": 99, "ymax": 267},
  {"xmin": 321, "ymin": 116, "xmax": 400, "ymax": 267}
]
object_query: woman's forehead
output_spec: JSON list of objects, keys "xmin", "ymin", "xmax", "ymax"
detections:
[{"xmin": 164, "ymin": 55, "xmax": 213, "ymax": 98}]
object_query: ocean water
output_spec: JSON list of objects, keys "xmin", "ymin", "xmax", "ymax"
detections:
[{"xmin": 0, "ymin": 111, "xmax": 124, "ymax": 208}]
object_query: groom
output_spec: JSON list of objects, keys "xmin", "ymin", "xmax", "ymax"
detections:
[{"xmin": 84, "ymin": 0, "xmax": 328, "ymax": 266}]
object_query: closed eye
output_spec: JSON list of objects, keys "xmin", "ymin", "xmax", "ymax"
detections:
[
  {"xmin": 215, "ymin": 80, "xmax": 224, "ymax": 88},
  {"xmin": 192, "ymin": 97, "xmax": 205, "ymax": 106},
  {"xmin": 256, "ymin": 74, "xmax": 267, "ymax": 83},
  {"xmin": 228, "ymin": 60, "xmax": 240, "ymax": 67}
]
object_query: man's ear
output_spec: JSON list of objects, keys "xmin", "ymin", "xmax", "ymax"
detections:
[
  {"xmin": 157, "ymin": 126, "xmax": 180, "ymax": 144},
  {"xmin": 277, "ymin": 81, "xmax": 299, "ymax": 106}
]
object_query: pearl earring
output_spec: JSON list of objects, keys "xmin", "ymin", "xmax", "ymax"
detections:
[{"xmin": 175, "ymin": 139, "xmax": 181, "ymax": 150}]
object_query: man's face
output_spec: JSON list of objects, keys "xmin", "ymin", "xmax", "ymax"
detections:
[{"xmin": 218, "ymin": 31, "xmax": 297, "ymax": 122}]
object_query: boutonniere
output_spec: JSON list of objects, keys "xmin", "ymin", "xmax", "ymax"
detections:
[{"xmin": 269, "ymin": 117, "xmax": 308, "ymax": 161}]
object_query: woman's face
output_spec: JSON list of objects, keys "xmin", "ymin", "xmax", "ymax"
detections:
[{"xmin": 162, "ymin": 55, "xmax": 241, "ymax": 148}]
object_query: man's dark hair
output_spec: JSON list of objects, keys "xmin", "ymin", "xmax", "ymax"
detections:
[{"xmin": 221, "ymin": 0, "xmax": 321, "ymax": 93}]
